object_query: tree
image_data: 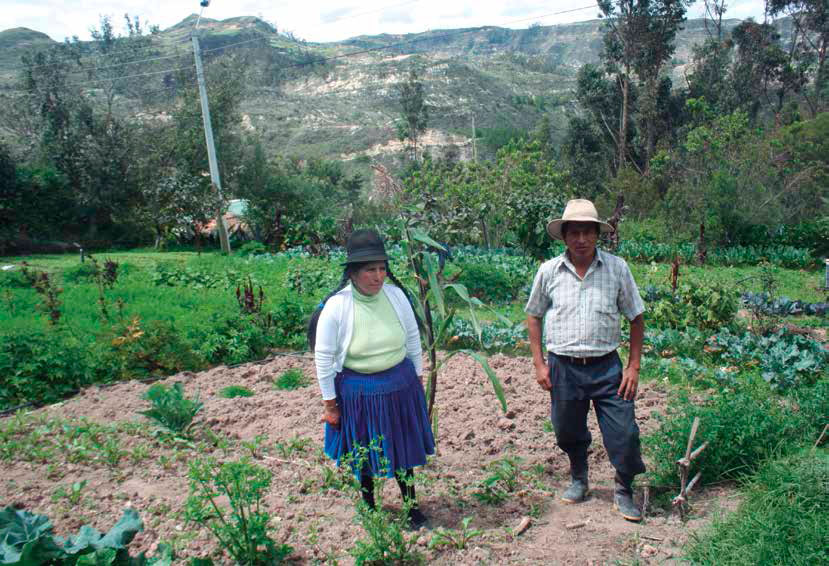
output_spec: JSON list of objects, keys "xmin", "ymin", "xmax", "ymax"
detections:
[
  {"xmin": 767, "ymin": 0, "xmax": 829, "ymax": 113},
  {"xmin": 598, "ymin": 0, "xmax": 690, "ymax": 170},
  {"xmin": 396, "ymin": 68, "xmax": 429, "ymax": 161}
]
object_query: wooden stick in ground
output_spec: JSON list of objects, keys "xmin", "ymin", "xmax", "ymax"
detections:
[
  {"xmin": 815, "ymin": 423, "xmax": 829, "ymax": 448},
  {"xmin": 689, "ymin": 441, "xmax": 709, "ymax": 462}
]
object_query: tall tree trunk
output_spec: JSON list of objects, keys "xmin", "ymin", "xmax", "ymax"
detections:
[{"xmin": 618, "ymin": 69, "xmax": 629, "ymax": 172}]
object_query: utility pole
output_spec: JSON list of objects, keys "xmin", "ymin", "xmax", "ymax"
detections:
[
  {"xmin": 192, "ymin": 33, "xmax": 231, "ymax": 254},
  {"xmin": 471, "ymin": 114, "xmax": 477, "ymax": 162}
]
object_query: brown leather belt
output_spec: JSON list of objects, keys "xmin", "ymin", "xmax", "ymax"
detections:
[{"xmin": 553, "ymin": 350, "xmax": 616, "ymax": 366}]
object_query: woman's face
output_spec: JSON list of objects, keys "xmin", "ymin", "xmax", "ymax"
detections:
[{"xmin": 351, "ymin": 261, "xmax": 387, "ymax": 296}]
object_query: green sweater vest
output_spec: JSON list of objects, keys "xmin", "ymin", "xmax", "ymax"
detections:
[{"xmin": 344, "ymin": 286, "xmax": 406, "ymax": 373}]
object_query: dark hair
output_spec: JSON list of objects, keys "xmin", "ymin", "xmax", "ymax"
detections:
[
  {"xmin": 306, "ymin": 262, "xmax": 423, "ymax": 351},
  {"xmin": 561, "ymin": 221, "xmax": 600, "ymax": 239}
]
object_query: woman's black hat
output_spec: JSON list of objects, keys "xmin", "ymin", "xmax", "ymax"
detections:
[{"xmin": 343, "ymin": 229, "xmax": 389, "ymax": 265}]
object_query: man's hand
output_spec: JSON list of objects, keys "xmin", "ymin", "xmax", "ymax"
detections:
[
  {"xmin": 618, "ymin": 365, "xmax": 639, "ymax": 401},
  {"xmin": 321, "ymin": 401, "xmax": 341, "ymax": 428},
  {"xmin": 535, "ymin": 363, "xmax": 551, "ymax": 391}
]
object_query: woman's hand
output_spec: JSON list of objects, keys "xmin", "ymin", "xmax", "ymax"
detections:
[{"xmin": 321, "ymin": 400, "xmax": 341, "ymax": 428}]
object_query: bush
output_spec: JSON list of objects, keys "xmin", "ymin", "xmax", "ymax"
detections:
[
  {"xmin": 193, "ymin": 314, "xmax": 271, "ymax": 365},
  {"xmin": 285, "ymin": 258, "xmax": 340, "ymax": 296},
  {"xmin": 644, "ymin": 389, "xmax": 809, "ymax": 490},
  {"xmin": 685, "ymin": 450, "xmax": 829, "ymax": 566},
  {"xmin": 138, "ymin": 382, "xmax": 203, "ymax": 436},
  {"xmin": 0, "ymin": 330, "xmax": 94, "ymax": 410},
  {"xmin": 99, "ymin": 319, "xmax": 206, "ymax": 381},
  {"xmin": 237, "ymin": 241, "xmax": 268, "ymax": 257},
  {"xmin": 646, "ymin": 283, "xmax": 738, "ymax": 331},
  {"xmin": 451, "ymin": 259, "xmax": 530, "ymax": 304},
  {"xmin": 61, "ymin": 262, "xmax": 98, "ymax": 284},
  {"xmin": 269, "ymin": 294, "xmax": 309, "ymax": 349}
]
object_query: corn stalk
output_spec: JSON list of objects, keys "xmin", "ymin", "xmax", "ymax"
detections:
[{"xmin": 399, "ymin": 219, "xmax": 508, "ymax": 419}]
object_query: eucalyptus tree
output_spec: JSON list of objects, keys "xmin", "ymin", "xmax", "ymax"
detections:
[{"xmin": 598, "ymin": 0, "xmax": 690, "ymax": 170}]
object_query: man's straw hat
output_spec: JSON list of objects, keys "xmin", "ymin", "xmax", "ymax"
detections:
[{"xmin": 546, "ymin": 199, "xmax": 614, "ymax": 241}]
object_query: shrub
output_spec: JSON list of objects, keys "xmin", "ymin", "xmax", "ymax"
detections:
[
  {"xmin": 219, "ymin": 385, "xmax": 254, "ymax": 398},
  {"xmin": 644, "ymin": 389, "xmax": 808, "ymax": 490},
  {"xmin": 647, "ymin": 283, "xmax": 738, "ymax": 331},
  {"xmin": 269, "ymin": 294, "xmax": 309, "ymax": 348},
  {"xmin": 61, "ymin": 262, "xmax": 98, "ymax": 284},
  {"xmin": 186, "ymin": 457, "xmax": 291, "ymax": 565},
  {"xmin": 273, "ymin": 368, "xmax": 309, "ymax": 390},
  {"xmin": 285, "ymin": 258, "xmax": 340, "ymax": 296},
  {"xmin": 452, "ymin": 261, "xmax": 522, "ymax": 303},
  {"xmin": 0, "ymin": 330, "xmax": 94, "ymax": 410},
  {"xmin": 138, "ymin": 382, "xmax": 203, "ymax": 436},
  {"xmin": 685, "ymin": 450, "xmax": 829, "ymax": 566},
  {"xmin": 100, "ymin": 319, "xmax": 206, "ymax": 381},
  {"xmin": 193, "ymin": 314, "xmax": 271, "ymax": 365},
  {"xmin": 237, "ymin": 241, "xmax": 268, "ymax": 257}
]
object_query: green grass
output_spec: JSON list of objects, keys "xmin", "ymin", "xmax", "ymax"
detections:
[
  {"xmin": 273, "ymin": 368, "xmax": 309, "ymax": 391},
  {"xmin": 219, "ymin": 386, "xmax": 255, "ymax": 398},
  {"xmin": 685, "ymin": 449, "xmax": 829, "ymax": 566}
]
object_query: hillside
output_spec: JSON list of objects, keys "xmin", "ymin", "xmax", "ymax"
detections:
[{"xmin": 0, "ymin": 16, "xmax": 780, "ymax": 165}]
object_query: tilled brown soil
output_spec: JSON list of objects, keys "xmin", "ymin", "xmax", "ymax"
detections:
[{"xmin": 0, "ymin": 354, "xmax": 738, "ymax": 565}]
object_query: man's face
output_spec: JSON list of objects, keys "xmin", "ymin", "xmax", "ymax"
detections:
[{"xmin": 563, "ymin": 221, "xmax": 599, "ymax": 262}]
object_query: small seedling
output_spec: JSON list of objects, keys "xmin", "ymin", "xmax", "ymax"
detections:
[
  {"xmin": 219, "ymin": 385, "xmax": 254, "ymax": 398},
  {"xmin": 242, "ymin": 434, "xmax": 269, "ymax": 459},
  {"xmin": 274, "ymin": 436, "xmax": 312, "ymax": 459},
  {"xmin": 52, "ymin": 479, "xmax": 88, "ymax": 506},
  {"xmin": 429, "ymin": 517, "xmax": 484, "ymax": 550},
  {"xmin": 273, "ymin": 368, "xmax": 309, "ymax": 390},
  {"xmin": 473, "ymin": 456, "xmax": 522, "ymax": 505}
]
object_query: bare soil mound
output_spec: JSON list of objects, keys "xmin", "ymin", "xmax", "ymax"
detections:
[{"xmin": 1, "ymin": 354, "xmax": 737, "ymax": 564}]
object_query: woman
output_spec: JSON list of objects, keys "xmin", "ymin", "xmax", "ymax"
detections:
[{"xmin": 308, "ymin": 229, "xmax": 434, "ymax": 528}]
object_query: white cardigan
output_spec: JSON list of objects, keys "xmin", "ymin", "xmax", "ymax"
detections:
[{"xmin": 314, "ymin": 283, "xmax": 423, "ymax": 400}]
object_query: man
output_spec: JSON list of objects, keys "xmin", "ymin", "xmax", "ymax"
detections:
[{"xmin": 525, "ymin": 199, "xmax": 646, "ymax": 522}]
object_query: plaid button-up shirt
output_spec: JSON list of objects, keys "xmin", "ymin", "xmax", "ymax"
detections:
[{"xmin": 525, "ymin": 249, "xmax": 645, "ymax": 357}]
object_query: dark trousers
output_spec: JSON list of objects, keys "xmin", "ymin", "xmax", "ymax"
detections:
[{"xmin": 548, "ymin": 352, "xmax": 646, "ymax": 479}]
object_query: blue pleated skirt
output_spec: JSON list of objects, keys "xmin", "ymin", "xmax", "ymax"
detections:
[{"xmin": 324, "ymin": 357, "xmax": 435, "ymax": 478}]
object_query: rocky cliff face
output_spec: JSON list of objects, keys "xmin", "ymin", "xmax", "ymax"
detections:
[{"xmin": 0, "ymin": 16, "xmax": 769, "ymax": 164}]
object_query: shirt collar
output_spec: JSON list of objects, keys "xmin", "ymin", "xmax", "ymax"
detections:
[{"xmin": 560, "ymin": 248, "xmax": 603, "ymax": 278}]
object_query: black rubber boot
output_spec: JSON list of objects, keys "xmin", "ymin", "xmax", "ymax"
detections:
[
  {"xmin": 613, "ymin": 472, "xmax": 641, "ymax": 522},
  {"xmin": 396, "ymin": 469, "xmax": 428, "ymax": 529},
  {"xmin": 561, "ymin": 457, "xmax": 589, "ymax": 504}
]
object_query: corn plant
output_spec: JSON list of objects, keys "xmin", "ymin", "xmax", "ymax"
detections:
[{"xmin": 398, "ymin": 219, "xmax": 507, "ymax": 418}]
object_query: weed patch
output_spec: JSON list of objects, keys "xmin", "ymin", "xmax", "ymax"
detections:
[
  {"xmin": 273, "ymin": 368, "xmax": 309, "ymax": 390},
  {"xmin": 685, "ymin": 450, "xmax": 829, "ymax": 565},
  {"xmin": 219, "ymin": 385, "xmax": 254, "ymax": 398}
]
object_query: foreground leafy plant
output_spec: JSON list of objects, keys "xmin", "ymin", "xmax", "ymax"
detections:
[
  {"xmin": 138, "ymin": 382, "xmax": 203, "ymax": 436},
  {"xmin": 185, "ymin": 457, "xmax": 291, "ymax": 565},
  {"xmin": 0, "ymin": 506, "xmax": 172, "ymax": 566},
  {"xmin": 428, "ymin": 517, "xmax": 483, "ymax": 550}
]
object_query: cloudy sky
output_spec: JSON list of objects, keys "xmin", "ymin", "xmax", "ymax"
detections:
[{"xmin": 2, "ymin": 1, "xmax": 769, "ymax": 43}]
